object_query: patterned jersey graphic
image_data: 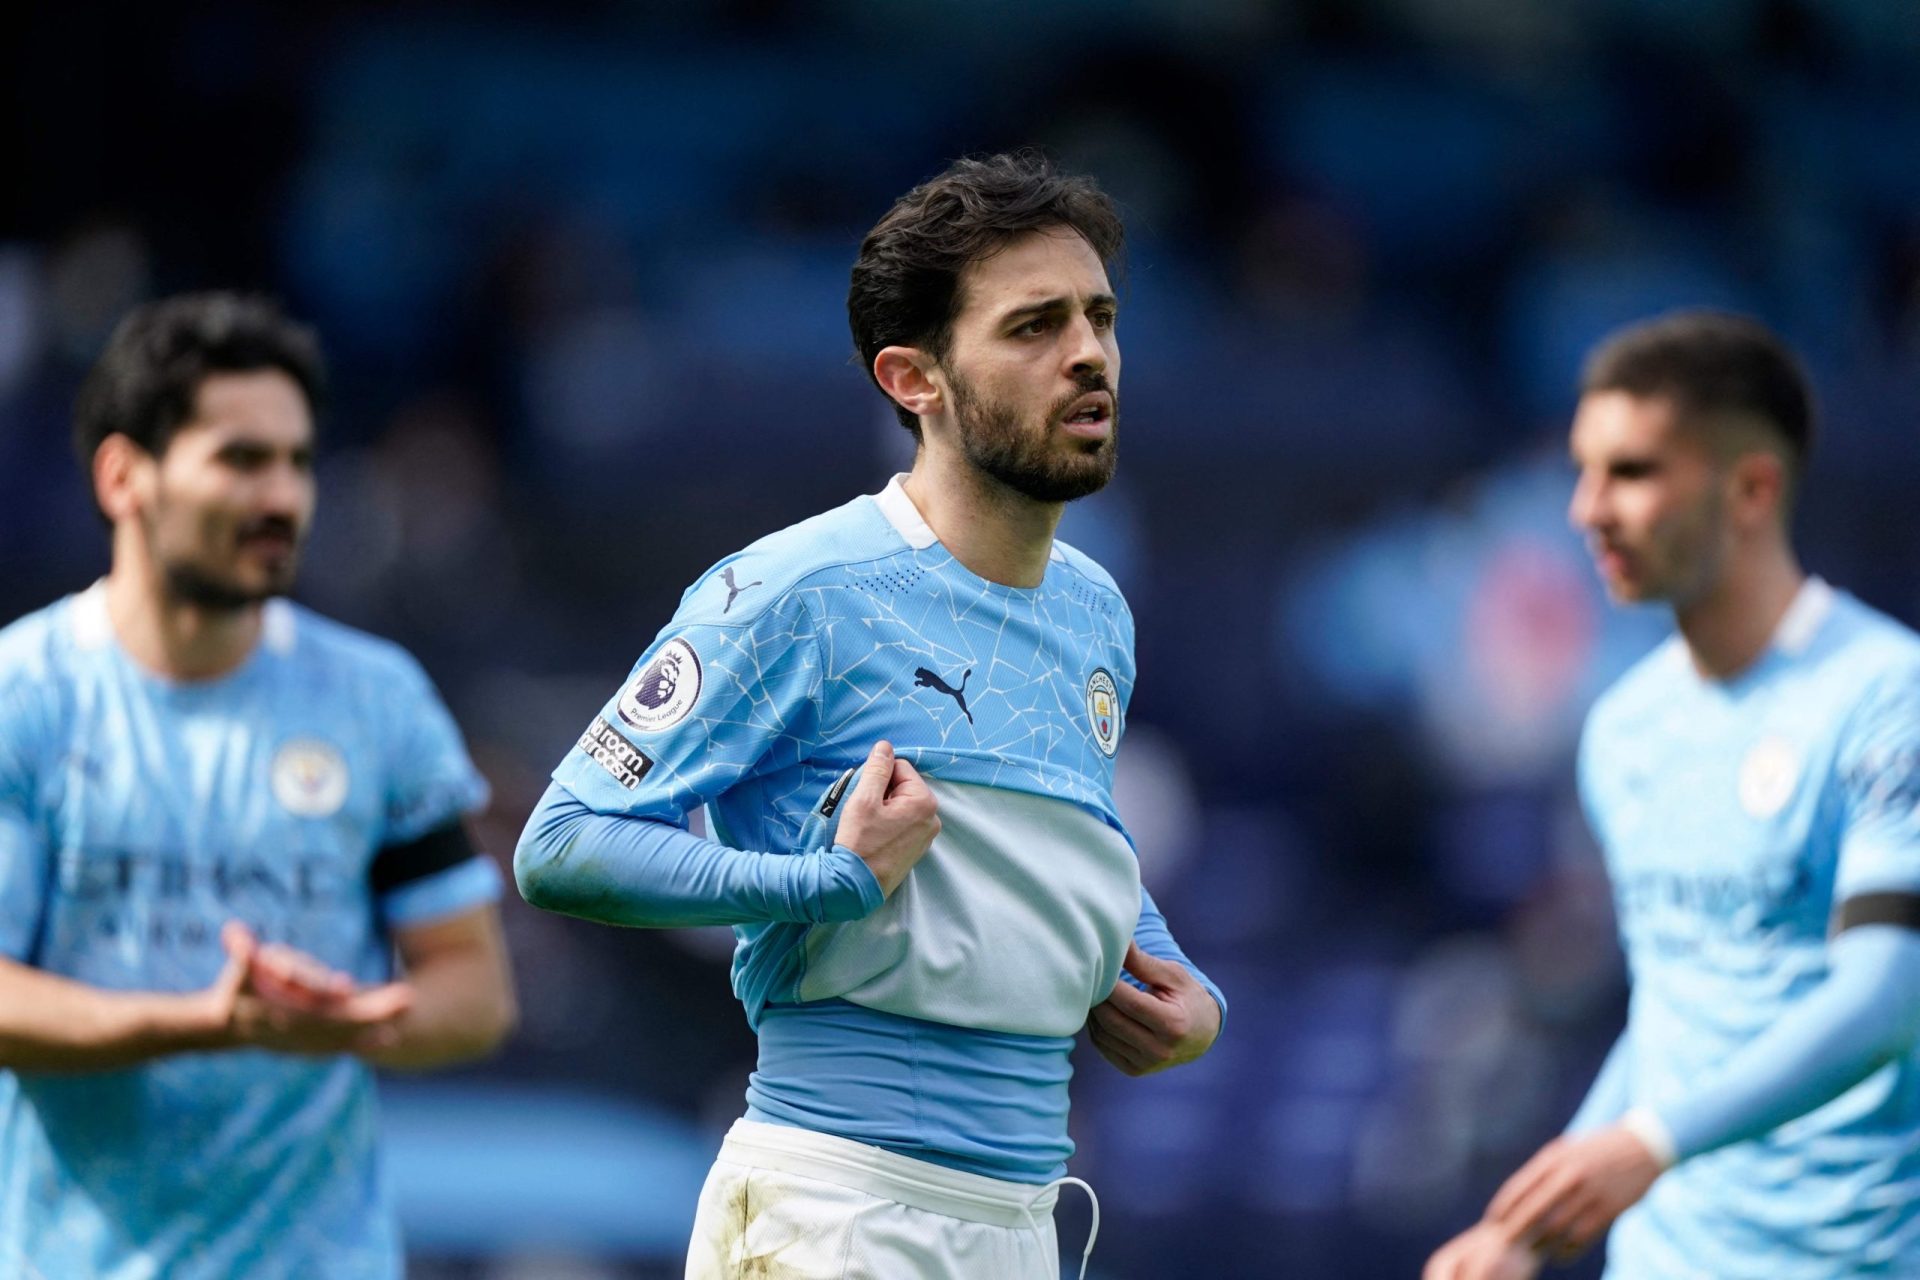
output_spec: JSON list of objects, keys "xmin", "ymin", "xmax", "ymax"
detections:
[
  {"xmin": 559, "ymin": 480, "xmax": 1136, "ymax": 842},
  {"xmin": 553, "ymin": 479, "xmax": 1142, "ymax": 1030},
  {"xmin": 543, "ymin": 477, "xmax": 1227, "ymax": 1183}
]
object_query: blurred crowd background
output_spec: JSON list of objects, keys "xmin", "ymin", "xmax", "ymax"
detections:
[{"xmin": 5, "ymin": 1, "xmax": 1919, "ymax": 1276}]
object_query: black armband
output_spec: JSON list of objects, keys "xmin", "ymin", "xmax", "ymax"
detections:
[
  {"xmin": 1834, "ymin": 892, "xmax": 1920, "ymax": 934},
  {"xmin": 369, "ymin": 820, "xmax": 477, "ymax": 895}
]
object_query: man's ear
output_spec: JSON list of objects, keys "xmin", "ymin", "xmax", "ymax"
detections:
[
  {"xmin": 1729, "ymin": 449, "xmax": 1789, "ymax": 532},
  {"xmin": 92, "ymin": 434, "xmax": 151, "ymax": 524},
  {"xmin": 873, "ymin": 346, "xmax": 943, "ymax": 422}
]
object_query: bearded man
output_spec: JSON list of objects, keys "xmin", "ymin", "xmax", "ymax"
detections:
[
  {"xmin": 516, "ymin": 151, "xmax": 1225, "ymax": 1280},
  {"xmin": 0, "ymin": 292, "xmax": 516, "ymax": 1278}
]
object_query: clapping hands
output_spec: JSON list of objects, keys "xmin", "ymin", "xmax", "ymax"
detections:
[{"xmin": 198, "ymin": 921, "xmax": 414, "ymax": 1057}]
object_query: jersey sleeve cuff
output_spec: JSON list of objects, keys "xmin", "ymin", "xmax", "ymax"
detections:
[
  {"xmin": 1620, "ymin": 1105, "xmax": 1678, "ymax": 1170},
  {"xmin": 1196, "ymin": 975, "xmax": 1228, "ymax": 1036},
  {"xmin": 795, "ymin": 845, "xmax": 884, "ymax": 922},
  {"xmin": 380, "ymin": 856, "xmax": 502, "ymax": 928}
]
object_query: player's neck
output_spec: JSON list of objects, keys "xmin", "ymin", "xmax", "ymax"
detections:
[
  {"xmin": 1674, "ymin": 545, "xmax": 1805, "ymax": 681},
  {"xmin": 103, "ymin": 553, "xmax": 264, "ymax": 682},
  {"xmin": 902, "ymin": 454, "xmax": 1062, "ymax": 589}
]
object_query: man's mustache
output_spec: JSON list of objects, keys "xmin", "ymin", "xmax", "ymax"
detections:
[
  {"xmin": 1051, "ymin": 371, "xmax": 1116, "ymax": 422},
  {"xmin": 238, "ymin": 516, "xmax": 300, "ymax": 542}
]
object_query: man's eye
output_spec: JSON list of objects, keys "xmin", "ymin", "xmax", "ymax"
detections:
[
  {"xmin": 1016, "ymin": 317, "xmax": 1051, "ymax": 336},
  {"xmin": 1090, "ymin": 310, "xmax": 1116, "ymax": 330}
]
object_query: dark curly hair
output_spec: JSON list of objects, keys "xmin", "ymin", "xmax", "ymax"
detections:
[
  {"xmin": 848, "ymin": 150, "xmax": 1125, "ymax": 440},
  {"xmin": 74, "ymin": 292, "xmax": 326, "ymax": 513}
]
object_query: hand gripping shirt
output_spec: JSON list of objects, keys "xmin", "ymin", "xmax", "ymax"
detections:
[
  {"xmin": 1580, "ymin": 579, "xmax": 1920, "ymax": 1278},
  {"xmin": 0, "ymin": 583, "xmax": 496, "ymax": 1280},
  {"xmin": 545, "ymin": 476, "xmax": 1222, "ymax": 1182}
]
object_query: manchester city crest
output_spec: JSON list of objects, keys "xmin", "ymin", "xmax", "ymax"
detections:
[
  {"xmin": 1738, "ymin": 735, "xmax": 1801, "ymax": 819},
  {"xmin": 271, "ymin": 738, "xmax": 350, "ymax": 818},
  {"xmin": 1086, "ymin": 667, "xmax": 1121, "ymax": 757}
]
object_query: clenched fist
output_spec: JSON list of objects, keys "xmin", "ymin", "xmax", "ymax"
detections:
[{"xmin": 835, "ymin": 740, "xmax": 939, "ymax": 897}]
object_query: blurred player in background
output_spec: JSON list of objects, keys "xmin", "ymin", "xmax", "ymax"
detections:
[
  {"xmin": 1428, "ymin": 312, "xmax": 1920, "ymax": 1279},
  {"xmin": 516, "ymin": 151, "xmax": 1224, "ymax": 1279},
  {"xmin": 0, "ymin": 294, "xmax": 517, "ymax": 1278}
]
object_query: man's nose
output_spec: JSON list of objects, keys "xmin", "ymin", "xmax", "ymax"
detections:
[
  {"xmin": 1064, "ymin": 315, "xmax": 1108, "ymax": 375},
  {"xmin": 259, "ymin": 461, "xmax": 313, "ymax": 517},
  {"xmin": 1569, "ymin": 474, "xmax": 1604, "ymax": 532}
]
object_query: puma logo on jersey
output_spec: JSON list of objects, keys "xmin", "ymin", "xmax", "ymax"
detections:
[
  {"xmin": 720, "ymin": 567, "xmax": 762, "ymax": 614},
  {"xmin": 913, "ymin": 667, "xmax": 973, "ymax": 724}
]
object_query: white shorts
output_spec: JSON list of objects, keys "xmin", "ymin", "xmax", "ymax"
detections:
[{"xmin": 684, "ymin": 1119, "xmax": 1096, "ymax": 1280}]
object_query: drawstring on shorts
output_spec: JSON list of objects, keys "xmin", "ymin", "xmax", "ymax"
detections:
[{"xmin": 1023, "ymin": 1175, "xmax": 1099, "ymax": 1280}]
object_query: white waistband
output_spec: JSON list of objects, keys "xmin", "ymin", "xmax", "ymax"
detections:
[
  {"xmin": 718, "ymin": 1120, "xmax": 1101, "ymax": 1280},
  {"xmin": 716, "ymin": 1119, "xmax": 1057, "ymax": 1228}
]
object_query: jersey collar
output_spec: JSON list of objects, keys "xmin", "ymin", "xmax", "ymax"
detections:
[
  {"xmin": 69, "ymin": 579, "xmax": 297, "ymax": 656},
  {"xmin": 870, "ymin": 474, "xmax": 1066, "ymax": 563},
  {"xmin": 262, "ymin": 598, "xmax": 297, "ymax": 654},
  {"xmin": 1772, "ymin": 576, "xmax": 1834, "ymax": 658},
  {"xmin": 872, "ymin": 474, "xmax": 938, "ymax": 549},
  {"xmin": 70, "ymin": 580, "xmax": 112, "ymax": 650}
]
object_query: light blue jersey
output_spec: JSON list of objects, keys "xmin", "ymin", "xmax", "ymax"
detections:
[
  {"xmin": 0, "ymin": 583, "xmax": 497, "ymax": 1280},
  {"xmin": 532, "ymin": 476, "xmax": 1224, "ymax": 1183},
  {"xmin": 1581, "ymin": 579, "xmax": 1920, "ymax": 1277}
]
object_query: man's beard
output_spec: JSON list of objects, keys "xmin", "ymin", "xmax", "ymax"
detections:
[
  {"xmin": 948, "ymin": 369, "xmax": 1118, "ymax": 503},
  {"xmin": 1644, "ymin": 486, "xmax": 1730, "ymax": 609},
  {"xmin": 161, "ymin": 561, "xmax": 287, "ymax": 611},
  {"xmin": 148, "ymin": 507, "xmax": 301, "ymax": 611}
]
